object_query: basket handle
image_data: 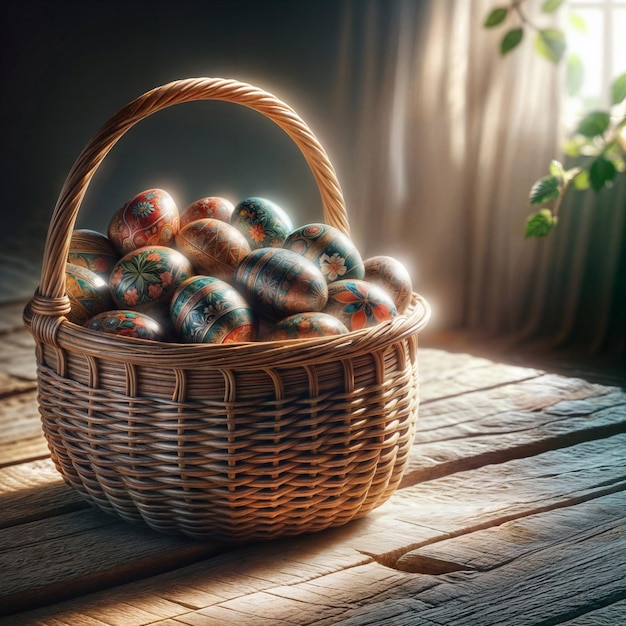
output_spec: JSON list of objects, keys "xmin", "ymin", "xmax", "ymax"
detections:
[{"xmin": 30, "ymin": 77, "xmax": 349, "ymax": 323}]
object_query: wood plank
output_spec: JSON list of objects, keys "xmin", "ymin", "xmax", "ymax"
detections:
[
  {"xmin": 5, "ymin": 431, "xmax": 624, "ymax": 625},
  {"xmin": 0, "ymin": 328, "xmax": 37, "ymax": 381}
]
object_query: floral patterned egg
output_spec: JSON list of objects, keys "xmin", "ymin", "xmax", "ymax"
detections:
[
  {"xmin": 282, "ymin": 223, "xmax": 365, "ymax": 284},
  {"xmin": 323, "ymin": 279, "xmax": 397, "ymax": 331},
  {"xmin": 233, "ymin": 247, "xmax": 328, "ymax": 321},
  {"xmin": 109, "ymin": 245, "xmax": 193, "ymax": 312},
  {"xmin": 264, "ymin": 311, "xmax": 348, "ymax": 341},
  {"xmin": 179, "ymin": 196, "xmax": 234, "ymax": 228},
  {"xmin": 67, "ymin": 229, "xmax": 119, "ymax": 279},
  {"xmin": 108, "ymin": 189, "xmax": 179, "ymax": 254},
  {"xmin": 364, "ymin": 255, "xmax": 413, "ymax": 314},
  {"xmin": 65, "ymin": 263, "xmax": 113, "ymax": 325},
  {"xmin": 170, "ymin": 275, "xmax": 256, "ymax": 344},
  {"xmin": 85, "ymin": 309, "xmax": 165, "ymax": 341},
  {"xmin": 230, "ymin": 197, "xmax": 293, "ymax": 249},
  {"xmin": 175, "ymin": 218, "xmax": 251, "ymax": 281}
]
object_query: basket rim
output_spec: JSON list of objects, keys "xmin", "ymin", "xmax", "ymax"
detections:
[{"xmin": 25, "ymin": 292, "xmax": 430, "ymax": 369}]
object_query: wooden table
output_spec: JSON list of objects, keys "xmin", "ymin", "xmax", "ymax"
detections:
[{"xmin": 1, "ymin": 298, "xmax": 625, "ymax": 625}]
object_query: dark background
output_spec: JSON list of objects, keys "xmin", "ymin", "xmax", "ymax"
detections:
[{"xmin": 2, "ymin": 0, "xmax": 367, "ymax": 301}]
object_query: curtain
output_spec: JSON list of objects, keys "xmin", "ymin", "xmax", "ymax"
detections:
[{"xmin": 332, "ymin": 0, "xmax": 625, "ymax": 357}]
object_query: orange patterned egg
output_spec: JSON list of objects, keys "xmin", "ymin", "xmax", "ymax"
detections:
[
  {"xmin": 233, "ymin": 247, "xmax": 328, "ymax": 321},
  {"xmin": 68, "ymin": 229, "xmax": 119, "ymax": 279},
  {"xmin": 323, "ymin": 279, "xmax": 397, "ymax": 331},
  {"xmin": 65, "ymin": 263, "xmax": 113, "ymax": 325},
  {"xmin": 264, "ymin": 312, "xmax": 348, "ymax": 341},
  {"xmin": 175, "ymin": 218, "xmax": 251, "ymax": 282},
  {"xmin": 108, "ymin": 189, "xmax": 179, "ymax": 254},
  {"xmin": 363, "ymin": 256, "xmax": 413, "ymax": 314},
  {"xmin": 179, "ymin": 196, "xmax": 234, "ymax": 228}
]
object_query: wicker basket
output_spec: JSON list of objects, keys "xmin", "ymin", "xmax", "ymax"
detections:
[{"xmin": 23, "ymin": 77, "xmax": 430, "ymax": 542}]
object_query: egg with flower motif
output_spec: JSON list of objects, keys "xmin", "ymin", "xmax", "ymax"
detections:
[
  {"xmin": 230, "ymin": 197, "xmax": 293, "ymax": 249},
  {"xmin": 108, "ymin": 189, "xmax": 179, "ymax": 254},
  {"xmin": 68, "ymin": 229, "xmax": 119, "ymax": 279},
  {"xmin": 233, "ymin": 247, "xmax": 328, "ymax": 321},
  {"xmin": 170, "ymin": 275, "xmax": 256, "ymax": 344},
  {"xmin": 323, "ymin": 279, "xmax": 397, "ymax": 331},
  {"xmin": 85, "ymin": 309, "xmax": 166, "ymax": 341},
  {"xmin": 175, "ymin": 218, "xmax": 251, "ymax": 281},
  {"xmin": 65, "ymin": 263, "xmax": 113, "ymax": 325},
  {"xmin": 179, "ymin": 196, "xmax": 234, "ymax": 228},
  {"xmin": 264, "ymin": 311, "xmax": 348, "ymax": 341},
  {"xmin": 364, "ymin": 255, "xmax": 413, "ymax": 314},
  {"xmin": 109, "ymin": 245, "xmax": 193, "ymax": 312},
  {"xmin": 282, "ymin": 223, "xmax": 364, "ymax": 284}
]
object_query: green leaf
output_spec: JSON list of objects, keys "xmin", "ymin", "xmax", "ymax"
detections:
[
  {"xmin": 589, "ymin": 156, "xmax": 617, "ymax": 191},
  {"xmin": 568, "ymin": 11, "xmax": 587, "ymax": 32},
  {"xmin": 484, "ymin": 7, "xmax": 508, "ymax": 27},
  {"xmin": 611, "ymin": 73, "xmax": 626, "ymax": 106},
  {"xmin": 572, "ymin": 169, "xmax": 590, "ymax": 190},
  {"xmin": 525, "ymin": 209, "xmax": 558, "ymax": 238},
  {"xmin": 501, "ymin": 28, "xmax": 524, "ymax": 55},
  {"xmin": 529, "ymin": 175, "xmax": 561, "ymax": 205},
  {"xmin": 576, "ymin": 111, "xmax": 611, "ymax": 138},
  {"xmin": 566, "ymin": 54, "xmax": 584, "ymax": 97},
  {"xmin": 542, "ymin": 0, "xmax": 564, "ymax": 13},
  {"xmin": 534, "ymin": 29, "xmax": 566, "ymax": 63},
  {"xmin": 549, "ymin": 160, "xmax": 564, "ymax": 178}
]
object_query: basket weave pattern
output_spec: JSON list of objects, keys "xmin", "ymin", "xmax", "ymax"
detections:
[{"xmin": 24, "ymin": 77, "xmax": 430, "ymax": 541}]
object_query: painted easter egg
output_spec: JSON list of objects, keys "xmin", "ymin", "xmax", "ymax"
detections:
[
  {"xmin": 323, "ymin": 279, "xmax": 398, "ymax": 331},
  {"xmin": 264, "ymin": 311, "xmax": 349, "ymax": 341},
  {"xmin": 175, "ymin": 218, "xmax": 251, "ymax": 281},
  {"xmin": 282, "ymin": 223, "xmax": 365, "ymax": 283},
  {"xmin": 65, "ymin": 263, "xmax": 113, "ymax": 325},
  {"xmin": 109, "ymin": 245, "xmax": 193, "ymax": 311},
  {"xmin": 230, "ymin": 197, "xmax": 293, "ymax": 249},
  {"xmin": 67, "ymin": 229, "xmax": 119, "ymax": 279},
  {"xmin": 85, "ymin": 309, "xmax": 166, "ymax": 341},
  {"xmin": 233, "ymin": 247, "xmax": 328, "ymax": 321},
  {"xmin": 364, "ymin": 255, "xmax": 413, "ymax": 314},
  {"xmin": 108, "ymin": 188, "xmax": 179, "ymax": 254},
  {"xmin": 179, "ymin": 196, "xmax": 234, "ymax": 228},
  {"xmin": 170, "ymin": 275, "xmax": 256, "ymax": 344}
]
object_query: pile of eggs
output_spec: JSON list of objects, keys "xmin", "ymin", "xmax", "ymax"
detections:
[{"xmin": 66, "ymin": 188, "xmax": 413, "ymax": 343}]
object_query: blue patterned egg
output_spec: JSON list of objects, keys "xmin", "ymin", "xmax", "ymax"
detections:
[
  {"xmin": 65, "ymin": 263, "xmax": 113, "ymax": 325},
  {"xmin": 233, "ymin": 248, "xmax": 328, "ymax": 321},
  {"xmin": 364, "ymin": 255, "xmax": 413, "ymax": 314},
  {"xmin": 170, "ymin": 275, "xmax": 256, "ymax": 344},
  {"xmin": 68, "ymin": 229, "xmax": 119, "ymax": 279},
  {"xmin": 264, "ymin": 312, "xmax": 348, "ymax": 341},
  {"xmin": 230, "ymin": 197, "xmax": 293, "ymax": 249},
  {"xmin": 282, "ymin": 223, "xmax": 364, "ymax": 283},
  {"xmin": 85, "ymin": 309, "xmax": 166, "ymax": 341},
  {"xmin": 323, "ymin": 279, "xmax": 397, "ymax": 331},
  {"xmin": 109, "ymin": 245, "xmax": 193, "ymax": 312}
]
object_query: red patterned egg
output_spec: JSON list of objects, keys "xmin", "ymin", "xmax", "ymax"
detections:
[
  {"xmin": 109, "ymin": 245, "xmax": 193, "ymax": 312},
  {"xmin": 179, "ymin": 196, "xmax": 234, "ymax": 228},
  {"xmin": 65, "ymin": 263, "xmax": 113, "ymax": 325},
  {"xmin": 108, "ymin": 188, "xmax": 179, "ymax": 254},
  {"xmin": 264, "ymin": 312, "xmax": 348, "ymax": 341},
  {"xmin": 230, "ymin": 197, "xmax": 293, "ymax": 249},
  {"xmin": 233, "ymin": 247, "xmax": 328, "ymax": 321},
  {"xmin": 170, "ymin": 275, "xmax": 256, "ymax": 344},
  {"xmin": 84, "ymin": 309, "xmax": 165, "ymax": 341},
  {"xmin": 364, "ymin": 256, "xmax": 413, "ymax": 314},
  {"xmin": 282, "ymin": 223, "xmax": 364, "ymax": 283},
  {"xmin": 323, "ymin": 279, "xmax": 397, "ymax": 331},
  {"xmin": 68, "ymin": 229, "xmax": 119, "ymax": 279},
  {"xmin": 175, "ymin": 218, "xmax": 251, "ymax": 281}
]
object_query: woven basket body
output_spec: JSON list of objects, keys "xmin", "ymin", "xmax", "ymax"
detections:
[{"xmin": 24, "ymin": 77, "xmax": 430, "ymax": 541}]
